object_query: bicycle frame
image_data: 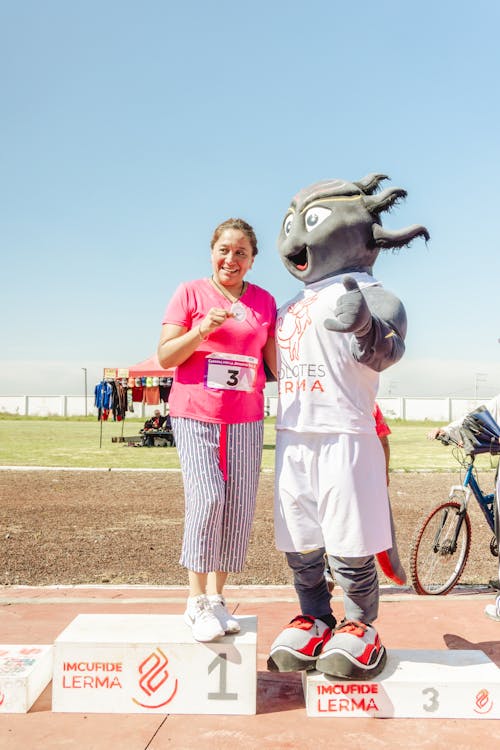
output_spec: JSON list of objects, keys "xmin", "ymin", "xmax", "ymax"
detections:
[{"xmin": 448, "ymin": 462, "xmax": 495, "ymax": 534}]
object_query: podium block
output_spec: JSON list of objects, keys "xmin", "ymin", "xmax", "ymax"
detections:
[
  {"xmin": 0, "ymin": 645, "xmax": 53, "ymax": 713},
  {"xmin": 52, "ymin": 614, "xmax": 256, "ymax": 714},
  {"xmin": 303, "ymin": 649, "xmax": 500, "ymax": 718}
]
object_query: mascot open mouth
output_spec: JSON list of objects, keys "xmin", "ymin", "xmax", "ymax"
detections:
[{"xmin": 288, "ymin": 245, "xmax": 309, "ymax": 272}]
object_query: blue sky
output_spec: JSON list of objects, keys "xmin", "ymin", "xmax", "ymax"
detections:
[{"xmin": 2, "ymin": 0, "xmax": 500, "ymax": 399}]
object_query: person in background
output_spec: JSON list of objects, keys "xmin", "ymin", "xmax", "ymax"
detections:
[
  {"xmin": 157, "ymin": 218, "xmax": 276, "ymax": 642},
  {"xmin": 142, "ymin": 409, "xmax": 172, "ymax": 446},
  {"xmin": 144, "ymin": 409, "xmax": 168, "ymax": 431},
  {"xmin": 428, "ymin": 393, "xmax": 500, "ymax": 620},
  {"xmin": 374, "ymin": 402, "xmax": 391, "ymax": 486}
]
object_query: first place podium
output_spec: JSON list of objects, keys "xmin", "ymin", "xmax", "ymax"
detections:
[{"xmin": 52, "ymin": 614, "xmax": 257, "ymax": 715}]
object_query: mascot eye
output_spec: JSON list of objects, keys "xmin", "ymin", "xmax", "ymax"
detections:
[
  {"xmin": 304, "ymin": 206, "xmax": 331, "ymax": 232},
  {"xmin": 283, "ymin": 214, "xmax": 294, "ymax": 236}
]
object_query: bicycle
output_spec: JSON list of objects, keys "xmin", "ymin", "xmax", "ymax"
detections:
[{"xmin": 410, "ymin": 433, "xmax": 498, "ymax": 595}]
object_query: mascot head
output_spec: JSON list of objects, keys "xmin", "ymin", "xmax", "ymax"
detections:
[{"xmin": 278, "ymin": 173, "xmax": 429, "ymax": 284}]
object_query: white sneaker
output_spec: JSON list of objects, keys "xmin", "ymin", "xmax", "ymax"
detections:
[
  {"xmin": 484, "ymin": 595, "xmax": 500, "ymax": 622},
  {"xmin": 184, "ymin": 595, "xmax": 225, "ymax": 642},
  {"xmin": 208, "ymin": 594, "xmax": 241, "ymax": 634}
]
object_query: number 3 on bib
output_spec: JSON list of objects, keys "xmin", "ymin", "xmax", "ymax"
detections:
[{"xmin": 205, "ymin": 353, "xmax": 258, "ymax": 392}]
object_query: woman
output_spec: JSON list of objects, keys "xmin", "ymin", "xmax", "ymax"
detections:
[{"xmin": 158, "ymin": 218, "xmax": 276, "ymax": 642}]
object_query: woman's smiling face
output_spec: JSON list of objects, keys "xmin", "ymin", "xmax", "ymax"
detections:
[{"xmin": 211, "ymin": 228, "xmax": 254, "ymax": 290}]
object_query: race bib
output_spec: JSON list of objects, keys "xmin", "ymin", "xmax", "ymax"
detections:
[{"xmin": 204, "ymin": 352, "xmax": 258, "ymax": 392}]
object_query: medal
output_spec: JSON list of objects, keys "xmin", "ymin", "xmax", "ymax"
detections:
[
  {"xmin": 210, "ymin": 277, "xmax": 247, "ymax": 321},
  {"xmin": 231, "ymin": 301, "xmax": 247, "ymax": 322}
]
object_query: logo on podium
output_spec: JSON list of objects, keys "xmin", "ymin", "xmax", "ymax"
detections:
[
  {"xmin": 132, "ymin": 648, "xmax": 178, "ymax": 709},
  {"xmin": 474, "ymin": 688, "xmax": 493, "ymax": 715}
]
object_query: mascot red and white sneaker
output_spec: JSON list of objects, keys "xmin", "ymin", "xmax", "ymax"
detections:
[
  {"xmin": 316, "ymin": 620, "xmax": 386, "ymax": 680},
  {"xmin": 267, "ymin": 615, "xmax": 333, "ymax": 673}
]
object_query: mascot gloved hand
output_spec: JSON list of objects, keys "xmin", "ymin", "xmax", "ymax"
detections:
[
  {"xmin": 325, "ymin": 276, "xmax": 372, "ymax": 334},
  {"xmin": 325, "ymin": 275, "xmax": 407, "ymax": 370},
  {"xmin": 268, "ymin": 174, "xmax": 428, "ymax": 680}
]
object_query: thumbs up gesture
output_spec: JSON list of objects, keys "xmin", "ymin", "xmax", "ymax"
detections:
[{"xmin": 324, "ymin": 276, "xmax": 372, "ymax": 336}]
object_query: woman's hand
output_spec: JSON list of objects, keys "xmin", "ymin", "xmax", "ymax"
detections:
[
  {"xmin": 199, "ymin": 307, "xmax": 232, "ymax": 338},
  {"xmin": 158, "ymin": 308, "xmax": 233, "ymax": 369}
]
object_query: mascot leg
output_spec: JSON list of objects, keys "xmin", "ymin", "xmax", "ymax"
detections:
[
  {"xmin": 286, "ymin": 548, "xmax": 335, "ymax": 620},
  {"xmin": 315, "ymin": 554, "xmax": 387, "ymax": 680},
  {"xmin": 267, "ymin": 549, "xmax": 335, "ymax": 673},
  {"xmin": 328, "ymin": 554, "xmax": 379, "ymax": 623}
]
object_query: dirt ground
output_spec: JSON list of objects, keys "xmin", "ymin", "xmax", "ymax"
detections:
[{"xmin": 0, "ymin": 469, "xmax": 498, "ymax": 589}]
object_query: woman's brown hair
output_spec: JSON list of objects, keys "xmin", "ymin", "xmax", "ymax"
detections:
[{"xmin": 210, "ymin": 218, "xmax": 258, "ymax": 256}]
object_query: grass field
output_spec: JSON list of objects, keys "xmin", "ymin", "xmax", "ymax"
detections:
[{"xmin": 1, "ymin": 415, "xmax": 499, "ymax": 473}]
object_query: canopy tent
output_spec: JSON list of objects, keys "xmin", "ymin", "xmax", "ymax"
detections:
[
  {"xmin": 128, "ymin": 355, "xmax": 175, "ymax": 379},
  {"xmin": 98, "ymin": 356, "xmax": 175, "ymax": 447}
]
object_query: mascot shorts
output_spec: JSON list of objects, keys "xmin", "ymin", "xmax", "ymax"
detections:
[{"xmin": 274, "ymin": 430, "xmax": 391, "ymax": 557}]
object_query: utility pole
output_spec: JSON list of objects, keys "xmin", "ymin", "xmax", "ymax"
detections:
[
  {"xmin": 82, "ymin": 367, "xmax": 88, "ymax": 417},
  {"xmin": 473, "ymin": 372, "xmax": 487, "ymax": 399}
]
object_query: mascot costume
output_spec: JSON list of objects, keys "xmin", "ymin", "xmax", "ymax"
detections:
[{"xmin": 268, "ymin": 173, "xmax": 429, "ymax": 679}]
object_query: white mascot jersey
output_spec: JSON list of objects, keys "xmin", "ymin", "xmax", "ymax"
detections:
[{"xmin": 276, "ymin": 272, "xmax": 380, "ymax": 433}]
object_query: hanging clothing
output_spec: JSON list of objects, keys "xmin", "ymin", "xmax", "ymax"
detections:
[
  {"xmin": 127, "ymin": 389, "xmax": 134, "ymax": 412},
  {"xmin": 94, "ymin": 381, "xmax": 113, "ymax": 410},
  {"xmin": 131, "ymin": 386, "xmax": 144, "ymax": 403},
  {"xmin": 113, "ymin": 381, "xmax": 128, "ymax": 420},
  {"xmin": 94, "ymin": 381, "xmax": 114, "ymax": 420},
  {"xmin": 144, "ymin": 386, "xmax": 160, "ymax": 405},
  {"xmin": 160, "ymin": 383, "xmax": 172, "ymax": 403}
]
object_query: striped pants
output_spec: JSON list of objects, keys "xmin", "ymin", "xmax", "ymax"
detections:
[{"xmin": 172, "ymin": 417, "xmax": 264, "ymax": 573}]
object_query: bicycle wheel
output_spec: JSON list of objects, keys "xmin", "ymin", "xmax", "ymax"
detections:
[
  {"xmin": 491, "ymin": 496, "xmax": 499, "ymax": 557},
  {"xmin": 410, "ymin": 501, "xmax": 471, "ymax": 595}
]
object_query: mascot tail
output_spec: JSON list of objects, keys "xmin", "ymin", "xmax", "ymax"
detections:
[
  {"xmin": 376, "ymin": 500, "xmax": 407, "ymax": 586},
  {"xmin": 376, "ymin": 550, "xmax": 406, "ymax": 586}
]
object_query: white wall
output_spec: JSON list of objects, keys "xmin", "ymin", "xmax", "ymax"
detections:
[
  {"xmin": 0, "ymin": 395, "xmax": 155, "ymax": 419},
  {"xmin": 0, "ymin": 393, "xmax": 489, "ymax": 422},
  {"xmin": 267, "ymin": 395, "xmax": 489, "ymax": 421}
]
